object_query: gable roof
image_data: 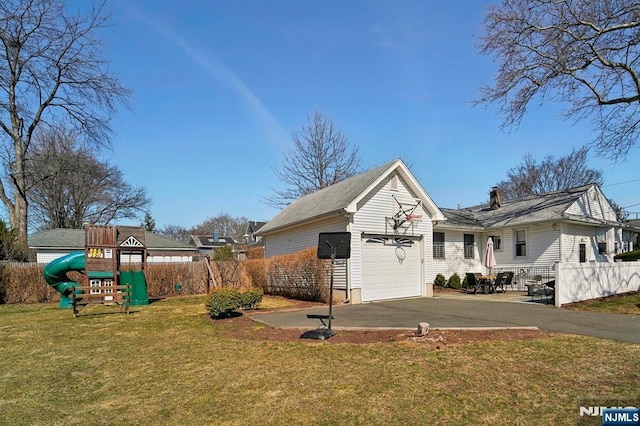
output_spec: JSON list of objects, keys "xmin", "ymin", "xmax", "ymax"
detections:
[
  {"xmin": 29, "ymin": 228, "xmax": 196, "ymax": 251},
  {"xmin": 258, "ymin": 159, "xmax": 444, "ymax": 235},
  {"xmin": 438, "ymin": 184, "xmax": 620, "ymax": 230},
  {"xmin": 245, "ymin": 221, "xmax": 267, "ymax": 234},
  {"xmin": 191, "ymin": 235, "xmax": 236, "ymax": 248}
]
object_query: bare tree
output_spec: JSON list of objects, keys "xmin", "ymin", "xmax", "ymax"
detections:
[
  {"xmin": 495, "ymin": 147, "xmax": 603, "ymax": 200},
  {"xmin": 191, "ymin": 213, "xmax": 249, "ymax": 240},
  {"xmin": 158, "ymin": 224, "xmax": 192, "ymax": 244},
  {"xmin": 0, "ymin": 0, "xmax": 130, "ymax": 251},
  {"xmin": 477, "ymin": 0, "xmax": 640, "ymax": 160},
  {"xmin": 265, "ymin": 110, "xmax": 361, "ymax": 208},
  {"xmin": 26, "ymin": 127, "xmax": 150, "ymax": 230},
  {"xmin": 159, "ymin": 214, "xmax": 249, "ymax": 243}
]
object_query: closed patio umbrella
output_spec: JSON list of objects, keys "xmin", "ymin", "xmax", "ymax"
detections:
[{"xmin": 485, "ymin": 237, "xmax": 497, "ymax": 275}]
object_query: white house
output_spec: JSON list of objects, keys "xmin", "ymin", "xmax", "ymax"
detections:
[
  {"xmin": 258, "ymin": 159, "xmax": 445, "ymax": 304},
  {"xmin": 433, "ymin": 184, "xmax": 637, "ymax": 282},
  {"xmin": 29, "ymin": 228, "xmax": 197, "ymax": 264},
  {"xmin": 260, "ymin": 160, "xmax": 639, "ymax": 306}
]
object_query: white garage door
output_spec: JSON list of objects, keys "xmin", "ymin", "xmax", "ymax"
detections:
[{"xmin": 361, "ymin": 236, "xmax": 421, "ymax": 302}]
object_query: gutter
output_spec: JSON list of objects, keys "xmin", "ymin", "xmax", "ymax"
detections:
[{"xmin": 257, "ymin": 208, "xmax": 348, "ymax": 237}]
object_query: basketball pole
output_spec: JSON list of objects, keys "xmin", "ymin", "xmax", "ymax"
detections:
[{"xmin": 325, "ymin": 238, "xmax": 344, "ymax": 331}]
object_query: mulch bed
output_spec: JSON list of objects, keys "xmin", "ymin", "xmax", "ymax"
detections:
[{"xmin": 208, "ymin": 298, "xmax": 554, "ymax": 347}]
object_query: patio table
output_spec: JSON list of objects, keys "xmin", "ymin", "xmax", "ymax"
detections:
[{"xmin": 478, "ymin": 275, "xmax": 496, "ymax": 293}]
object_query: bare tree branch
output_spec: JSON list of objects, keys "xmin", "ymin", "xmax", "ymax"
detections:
[
  {"xmin": 495, "ymin": 146, "xmax": 603, "ymax": 200},
  {"xmin": 476, "ymin": 0, "xmax": 640, "ymax": 160},
  {"xmin": 0, "ymin": 0, "xmax": 130, "ymax": 249},
  {"xmin": 26, "ymin": 126, "xmax": 149, "ymax": 230},
  {"xmin": 264, "ymin": 109, "xmax": 361, "ymax": 208}
]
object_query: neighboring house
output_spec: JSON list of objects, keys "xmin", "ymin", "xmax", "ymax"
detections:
[
  {"xmin": 624, "ymin": 218, "xmax": 640, "ymax": 251},
  {"xmin": 29, "ymin": 228, "xmax": 197, "ymax": 264},
  {"xmin": 190, "ymin": 233, "xmax": 236, "ymax": 256},
  {"xmin": 433, "ymin": 184, "xmax": 639, "ymax": 281},
  {"xmin": 257, "ymin": 159, "xmax": 445, "ymax": 304},
  {"xmin": 240, "ymin": 221, "xmax": 267, "ymax": 245}
]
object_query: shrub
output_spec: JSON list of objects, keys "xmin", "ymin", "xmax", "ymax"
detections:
[
  {"xmin": 614, "ymin": 249, "xmax": 640, "ymax": 262},
  {"xmin": 462, "ymin": 275, "xmax": 469, "ymax": 289},
  {"xmin": 447, "ymin": 273, "xmax": 461, "ymax": 289},
  {"xmin": 241, "ymin": 287, "xmax": 264, "ymax": 310},
  {"xmin": 213, "ymin": 246, "xmax": 234, "ymax": 261},
  {"xmin": 263, "ymin": 247, "xmax": 328, "ymax": 302},
  {"xmin": 434, "ymin": 273, "xmax": 447, "ymax": 287},
  {"xmin": 205, "ymin": 288, "xmax": 243, "ymax": 318}
]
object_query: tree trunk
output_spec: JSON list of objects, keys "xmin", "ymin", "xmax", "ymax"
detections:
[{"xmin": 9, "ymin": 194, "xmax": 29, "ymax": 256}]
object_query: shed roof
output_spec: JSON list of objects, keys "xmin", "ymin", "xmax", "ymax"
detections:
[
  {"xmin": 29, "ymin": 228, "xmax": 195, "ymax": 251},
  {"xmin": 258, "ymin": 159, "xmax": 444, "ymax": 235}
]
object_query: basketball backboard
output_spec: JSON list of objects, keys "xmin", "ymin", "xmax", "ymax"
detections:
[{"xmin": 317, "ymin": 232, "xmax": 351, "ymax": 259}]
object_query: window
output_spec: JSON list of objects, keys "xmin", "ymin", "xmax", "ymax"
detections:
[
  {"xmin": 433, "ymin": 232, "xmax": 445, "ymax": 259},
  {"xmin": 390, "ymin": 175, "xmax": 398, "ymax": 190},
  {"xmin": 464, "ymin": 234, "xmax": 474, "ymax": 259},
  {"xmin": 515, "ymin": 230, "xmax": 527, "ymax": 257},
  {"xmin": 579, "ymin": 243, "xmax": 586, "ymax": 263},
  {"xmin": 90, "ymin": 279, "xmax": 102, "ymax": 294},
  {"xmin": 596, "ymin": 229, "xmax": 607, "ymax": 255},
  {"xmin": 489, "ymin": 235, "xmax": 502, "ymax": 251}
]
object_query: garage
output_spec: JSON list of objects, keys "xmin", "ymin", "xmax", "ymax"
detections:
[{"xmin": 361, "ymin": 236, "xmax": 422, "ymax": 302}]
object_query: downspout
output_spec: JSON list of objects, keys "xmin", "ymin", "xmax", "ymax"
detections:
[{"xmin": 343, "ymin": 212, "xmax": 352, "ymax": 304}]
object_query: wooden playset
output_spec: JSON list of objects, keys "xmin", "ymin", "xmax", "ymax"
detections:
[{"xmin": 71, "ymin": 225, "xmax": 149, "ymax": 317}]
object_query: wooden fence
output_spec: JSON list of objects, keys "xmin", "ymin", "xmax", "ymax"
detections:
[{"xmin": 0, "ymin": 247, "xmax": 330, "ymax": 304}]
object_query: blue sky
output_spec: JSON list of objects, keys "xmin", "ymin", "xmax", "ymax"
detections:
[{"xmin": 95, "ymin": 0, "xmax": 640, "ymax": 229}]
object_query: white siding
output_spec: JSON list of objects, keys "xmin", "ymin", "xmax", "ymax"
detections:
[
  {"xmin": 434, "ymin": 224, "xmax": 561, "ymax": 279},
  {"xmin": 37, "ymin": 251, "xmax": 72, "ymax": 264},
  {"xmin": 432, "ymin": 230, "xmax": 483, "ymax": 280},
  {"xmin": 561, "ymin": 224, "xmax": 613, "ymax": 263},
  {"xmin": 566, "ymin": 186, "xmax": 617, "ymax": 221},
  {"xmin": 37, "ymin": 250, "xmax": 192, "ymax": 264},
  {"xmin": 263, "ymin": 216, "xmax": 347, "ymax": 258},
  {"xmin": 350, "ymin": 174, "xmax": 432, "ymax": 292},
  {"xmin": 148, "ymin": 255, "xmax": 192, "ymax": 263},
  {"xmin": 524, "ymin": 224, "xmax": 559, "ymax": 265}
]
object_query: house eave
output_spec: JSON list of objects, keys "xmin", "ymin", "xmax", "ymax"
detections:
[{"xmin": 257, "ymin": 209, "xmax": 348, "ymax": 236}]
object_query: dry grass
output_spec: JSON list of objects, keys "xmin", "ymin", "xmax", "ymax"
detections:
[
  {"xmin": 0, "ymin": 295, "xmax": 639, "ymax": 425},
  {"xmin": 564, "ymin": 291, "xmax": 640, "ymax": 315}
]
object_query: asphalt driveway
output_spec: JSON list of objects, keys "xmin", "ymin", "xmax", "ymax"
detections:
[{"xmin": 252, "ymin": 297, "xmax": 639, "ymax": 343}]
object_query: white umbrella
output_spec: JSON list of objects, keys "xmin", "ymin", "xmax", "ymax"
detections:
[{"xmin": 485, "ymin": 237, "xmax": 497, "ymax": 275}]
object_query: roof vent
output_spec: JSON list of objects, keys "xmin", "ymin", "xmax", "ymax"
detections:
[{"xmin": 490, "ymin": 187, "xmax": 501, "ymax": 210}]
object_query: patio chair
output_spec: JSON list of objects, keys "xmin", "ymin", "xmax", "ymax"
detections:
[
  {"xmin": 493, "ymin": 272, "xmax": 507, "ymax": 293},
  {"xmin": 526, "ymin": 275, "xmax": 543, "ymax": 298},
  {"xmin": 533, "ymin": 280, "xmax": 555, "ymax": 304},
  {"xmin": 503, "ymin": 271, "xmax": 515, "ymax": 291},
  {"xmin": 465, "ymin": 273, "xmax": 483, "ymax": 294}
]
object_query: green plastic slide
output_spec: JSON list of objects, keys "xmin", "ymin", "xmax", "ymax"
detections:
[
  {"xmin": 43, "ymin": 251, "xmax": 149, "ymax": 308},
  {"xmin": 43, "ymin": 251, "xmax": 85, "ymax": 308}
]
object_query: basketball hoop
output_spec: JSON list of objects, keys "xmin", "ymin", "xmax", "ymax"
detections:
[
  {"xmin": 391, "ymin": 195, "xmax": 423, "ymax": 230},
  {"xmin": 406, "ymin": 214, "xmax": 422, "ymax": 222}
]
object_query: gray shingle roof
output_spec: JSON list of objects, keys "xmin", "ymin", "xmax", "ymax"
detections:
[
  {"xmin": 259, "ymin": 160, "xmax": 398, "ymax": 235},
  {"xmin": 29, "ymin": 228, "xmax": 195, "ymax": 250},
  {"xmin": 439, "ymin": 184, "xmax": 602, "ymax": 229}
]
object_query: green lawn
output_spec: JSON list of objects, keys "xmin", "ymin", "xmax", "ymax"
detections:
[{"xmin": 1, "ymin": 295, "xmax": 638, "ymax": 425}]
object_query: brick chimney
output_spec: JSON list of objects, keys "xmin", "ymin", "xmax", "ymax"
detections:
[{"xmin": 489, "ymin": 187, "xmax": 501, "ymax": 210}]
